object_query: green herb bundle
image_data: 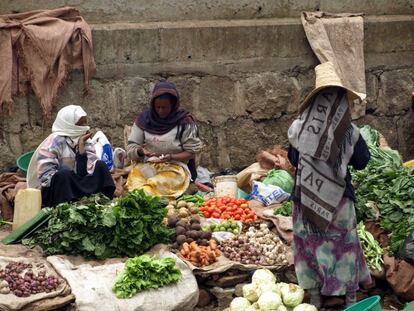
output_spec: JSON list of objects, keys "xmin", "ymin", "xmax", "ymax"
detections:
[
  {"xmin": 23, "ymin": 190, "xmax": 174, "ymax": 259},
  {"xmin": 357, "ymin": 222, "xmax": 384, "ymax": 272},
  {"xmin": 113, "ymin": 255, "xmax": 182, "ymax": 298},
  {"xmin": 273, "ymin": 201, "xmax": 293, "ymax": 217}
]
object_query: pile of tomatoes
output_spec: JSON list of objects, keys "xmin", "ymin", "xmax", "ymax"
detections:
[{"xmin": 199, "ymin": 197, "xmax": 257, "ymax": 222}]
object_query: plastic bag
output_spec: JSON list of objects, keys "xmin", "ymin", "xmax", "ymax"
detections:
[
  {"xmin": 249, "ymin": 181, "xmax": 290, "ymax": 206},
  {"xmin": 92, "ymin": 131, "xmax": 113, "ymax": 170},
  {"xmin": 398, "ymin": 230, "xmax": 414, "ymax": 264},
  {"xmin": 262, "ymin": 169, "xmax": 293, "ymax": 193},
  {"xmin": 196, "ymin": 166, "xmax": 213, "ymax": 184}
]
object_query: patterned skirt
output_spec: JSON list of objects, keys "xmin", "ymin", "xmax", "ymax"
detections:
[{"xmin": 292, "ymin": 198, "xmax": 372, "ymax": 296}]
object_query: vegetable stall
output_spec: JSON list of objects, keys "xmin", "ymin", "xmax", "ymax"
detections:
[{"xmin": 0, "ymin": 130, "xmax": 413, "ymax": 310}]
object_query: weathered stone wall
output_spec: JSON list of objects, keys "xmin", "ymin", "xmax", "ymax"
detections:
[{"xmin": 0, "ymin": 3, "xmax": 414, "ymax": 170}]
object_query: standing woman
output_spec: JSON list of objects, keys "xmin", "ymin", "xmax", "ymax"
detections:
[
  {"xmin": 27, "ymin": 105, "xmax": 115, "ymax": 207},
  {"xmin": 287, "ymin": 62, "xmax": 372, "ymax": 308},
  {"xmin": 127, "ymin": 81, "xmax": 202, "ymax": 197}
]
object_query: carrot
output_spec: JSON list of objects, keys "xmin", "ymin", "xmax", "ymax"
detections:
[
  {"xmin": 208, "ymin": 250, "xmax": 217, "ymax": 261},
  {"xmin": 190, "ymin": 241, "xmax": 198, "ymax": 251},
  {"xmin": 209, "ymin": 239, "xmax": 217, "ymax": 250},
  {"xmin": 182, "ymin": 242, "xmax": 190, "ymax": 254}
]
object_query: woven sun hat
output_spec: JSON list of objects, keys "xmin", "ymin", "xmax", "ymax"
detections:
[{"xmin": 299, "ymin": 61, "xmax": 366, "ymax": 113}]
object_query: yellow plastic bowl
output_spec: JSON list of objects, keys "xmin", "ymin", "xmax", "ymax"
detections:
[{"xmin": 403, "ymin": 159, "xmax": 414, "ymax": 167}]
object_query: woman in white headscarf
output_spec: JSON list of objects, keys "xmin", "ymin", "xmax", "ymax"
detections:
[{"xmin": 27, "ymin": 105, "xmax": 115, "ymax": 207}]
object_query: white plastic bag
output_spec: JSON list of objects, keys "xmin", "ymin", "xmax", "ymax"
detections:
[
  {"xmin": 249, "ymin": 181, "xmax": 290, "ymax": 206},
  {"xmin": 92, "ymin": 131, "xmax": 113, "ymax": 170}
]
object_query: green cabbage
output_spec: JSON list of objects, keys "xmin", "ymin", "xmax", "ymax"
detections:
[
  {"xmin": 257, "ymin": 292, "xmax": 282, "ymax": 310},
  {"xmin": 292, "ymin": 303, "xmax": 318, "ymax": 311},
  {"xmin": 252, "ymin": 269, "xmax": 277, "ymax": 286},
  {"xmin": 230, "ymin": 297, "xmax": 252, "ymax": 311},
  {"xmin": 243, "ymin": 283, "xmax": 259, "ymax": 302},
  {"xmin": 280, "ymin": 283, "xmax": 304, "ymax": 307},
  {"xmin": 263, "ymin": 170, "xmax": 293, "ymax": 193},
  {"xmin": 256, "ymin": 282, "xmax": 281, "ymax": 297}
]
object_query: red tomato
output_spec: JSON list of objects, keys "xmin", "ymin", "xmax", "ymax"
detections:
[
  {"xmin": 222, "ymin": 213, "xmax": 231, "ymax": 220},
  {"xmin": 234, "ymin": 214, "xmax": 241, "ymax": 220},
  {"xmin": 212, "ymin": 212, "xmax": 221, "ymax": 218},
  {"xmin": 207, "ymin": 207, "xmax": 215, "ymax": 213},
  {"xmin": 235, "ymin": 208, "xmax": 244, "ymax": 215},
  {"xmin": 203, "ymin": 211, "xmax": 210, "ymax": 218}
]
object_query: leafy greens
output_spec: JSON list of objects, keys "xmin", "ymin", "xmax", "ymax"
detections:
[{"xmin": 23, "ymin": 190, "xmax": 174, "ymax": 259}]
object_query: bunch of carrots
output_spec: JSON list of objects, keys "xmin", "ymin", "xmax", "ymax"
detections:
[{"xmin": 179, "ymin": 240, "xmax": 220, "ymax": 267}]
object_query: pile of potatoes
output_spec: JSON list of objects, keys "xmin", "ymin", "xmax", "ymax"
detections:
[
  {"xmin": 166, "ymin": 200, "xmax": 200, "ymax": 224},
  {"xmin": 167, "ymin": 215, "xmax": 213, "ymax": 250}
]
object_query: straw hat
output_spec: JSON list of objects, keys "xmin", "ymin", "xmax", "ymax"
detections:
[{"xmin": 299, "ymin": 62, "xmax": 366, "ymax": 113}]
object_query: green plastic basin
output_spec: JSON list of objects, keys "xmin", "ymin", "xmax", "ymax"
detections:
[
  {"xmin": 16, "ymin": 151, "xmax": 34, "ymax": 176},
  {"xmin": 344, "ymin": 296, "xmax": 382, "ymax": 311}
]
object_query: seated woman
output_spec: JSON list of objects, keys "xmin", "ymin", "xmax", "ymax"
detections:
[
  {"xmin": 127, "ymin": 81, "xmax": 202, "ymax": 197},
  {"xmin": 27, "ymin": 105, "xmax": 115, "ymax": 207}
]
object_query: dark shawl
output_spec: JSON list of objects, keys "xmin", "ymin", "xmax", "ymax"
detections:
[{"xmin": 135, "ymin": 81, "xmax": 195, "ymax": 138}]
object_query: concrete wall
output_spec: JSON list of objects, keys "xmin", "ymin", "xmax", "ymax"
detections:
[
  {"xmin": 1, "ymin": 2, "xmax": 414, "ymax": 170},
  {"xmin": 2, "ymin": 0, "xmax": 414, "ymax": 22}
]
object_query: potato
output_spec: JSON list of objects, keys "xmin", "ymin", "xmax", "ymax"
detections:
[
  {"xmin": 175, "ymin": 226, "xmax": 186, "ymax": 236},
  {"xmin": 166, "ymin": 204, "xmax": 175, "ymax": 210},
  {"xmin": 176, "ymin": 235, "xmax": 187, "ymax": 245},
  {"xmin": 177, "ymin": 201, "xmax": 187, "ymax": 208},
  {"xmin": 178, "ymin": 208, "xmax": 189, "ymax": 218},
  {"xmin": 189, "ymin": 206, "xmax": 199, "ymax": 215}
]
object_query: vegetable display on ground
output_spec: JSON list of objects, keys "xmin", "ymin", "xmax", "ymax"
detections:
[
  {"xmin": 229, "ymin": 269, "xmax": 314, "ymax": 311},
  {"xmin": 352, "ymin": 125, "xmax": 414, "ymax": 254},
  {"xmin": 0, "ymin": 261, "xmax": 60, "ymax": 297},
  {"xmin": 176, "ymin": 194, "xmax": 205, "ymax": 207},
  {"xmin": 23, "ymin": 190, "xmax": 174, "ymax": 259},
  {"xmin": 357, "ymin": 222, "xmax": 384, "ymax": 272},
  {"xmin": 179, "ymin": 240, "xmax": 221, "ymax": 267},
  {"xmin": 167, "ymin": 215, "xmax": 212, "ymax": 250},
  {"xmin": 202, "ymin": 220, "xmax": 240, "ymax": 234},
  {"xmin": 165, "ymin": 199, "xmax": 200, "ymax": 223},
  {"xmin": 219, "ymin": 224, "xmax": 288, "ymax": 266},
  {"xmin": 200, "ymin": 197, "xmax": 257, "ymax": 222},
  {"xmin": 112, "ymin": 255, "xmax": 181, "ymax": 299}
]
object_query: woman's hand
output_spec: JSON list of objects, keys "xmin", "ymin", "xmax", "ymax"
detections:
[
  {"xmin": 78, "ymin": 130, "xmax": 94, "ymax": 154},
  {"xmin": 138, "ymin": 144, "xmax": 156, "ymax": 157}
]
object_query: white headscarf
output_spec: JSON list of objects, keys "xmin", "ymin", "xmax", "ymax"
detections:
[
  {"xmin": 27, "ymin": 105, "xmax": 90, "ymax": 189},
  {"xmin": 52, "ymin": 105, "xmax": 90, "ymax": 138}
]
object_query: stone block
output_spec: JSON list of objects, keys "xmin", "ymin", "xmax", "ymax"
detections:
[
  {"xmin": 356, "ymin": 115, "xmax": 399, "ymax": 151},
  {"xmin": 92, "ymin": 25, "xmax": 160, "ymax": 65},
  {"xmin": 377, "ymin": 69, "xmax": 414, "ymax": 116},
  {"xmin": 365, "ymin": 73, "xmax": 379, "ymax": 112},
  {"xmin": 242, "ymin": 73, "xmax": 303, "ymax": 119},
  {"xmin": 364, "ymin": 16, "xmax": 414, "ymax": 54},
  {"xmin": 196, "ymin": 76, "xmax": 241, "ymax": 125}
]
